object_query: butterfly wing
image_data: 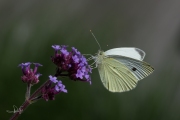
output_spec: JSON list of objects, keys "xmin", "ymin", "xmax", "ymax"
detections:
[
  {"xmin": 107, "ymin": 55, "xmax": 154, "ymax": 80},
  {"xmin": 98, "ymin": 57, "xmax": 138, "ymax": 92},
  {"xmin": 105, "ymin": 48, "xmax": 145, "ymax": 61}
]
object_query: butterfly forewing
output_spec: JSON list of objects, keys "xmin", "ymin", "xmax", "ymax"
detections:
[
  {"xmin": 104, "ymin": 48, "xmax": 146, "ymax": 61},
  {"xmin": 108, "ymin": 55, "xmax": 154, "ymax": 80},
  {"xmin": 98, "ymin": 57, "xmax": 138, "ymax": 92}
]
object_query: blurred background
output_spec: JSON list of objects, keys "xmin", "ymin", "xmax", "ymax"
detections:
[{"xmin": 1, "ymin": 0, "xmax": 180, "ymax": 120}]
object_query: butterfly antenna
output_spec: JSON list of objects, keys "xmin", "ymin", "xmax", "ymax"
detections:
[{"xmin": 90, "ymin": 30, "xmax": 101, "ymax": 50}]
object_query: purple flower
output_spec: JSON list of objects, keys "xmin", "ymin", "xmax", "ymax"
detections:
[
  {"xmin": 55, "ymin": 81, "xmax": 67, "ymax": 93},
  {"xmin": 61, "ymin": 45, "xmax": 68, "ymax": 49},
  {"xmin": 72, "ymin": 47, "xmax": 81, "ymax": 55},
  {"xmin": 85, "ymin": 74, "xmax": 90, "ymax": 80},
  {"xmin": 35, "ymin": 73, "xmax": 42, "ymax": 78},
  {"xmin": 18, "ymin": 62, "xmax": 42, "ymax": 84},
  {"xmin": 57, "ymin": 81, "xmax": 62, "ymax": 86},
  {"xmin": 78, "ymin": 62, "xmax": 84, "ymax": 67},
  {"xmin": 18, "ymin": 62, "xmax": 31, "ymax": 68},
  {"xmin": 51, "ymin": 45, "xmax": 92, "ymax": 84},
  {"xmin": 81, "ymin": 66, "xmax": 86, "ymax": 73},
  {"xmin": 72, "ymin": 47, "xmax": 78, "ymax": 53},
  {"xmin": 59, "ymin": 84, "xmax": 67, "ymax": 93},
  {"xmin": 33, "ymin": 63, "xmax": 43, "ymax": 73},
  {"xmin": 49, "ymin": 75, "xmax": 58, "ymax": 83},
  {"xmin": 41, "ymin": 76, "xmax": 67, "ymax": 101},
  {"xmin": 76, "ymin": 69, "xmax": 84, "ymax": 79},
  {"xmin": 55, "ymin": 85, "xmax": 60, "ymax": 92},
  {"xmin": 52, "ymin": 45, "xmax": 61, "ymax": 51}
]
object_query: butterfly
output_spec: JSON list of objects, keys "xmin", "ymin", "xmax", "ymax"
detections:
[
  {"xmin": 90, "ymin": 31, "xmax": 154, "ymax": 92},
  {"xmin": 94, "ymin": 47, "xmax": 154, "ymax": 92}
]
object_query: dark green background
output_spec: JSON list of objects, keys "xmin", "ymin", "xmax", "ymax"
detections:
[{"xmin": 1, "ymin": 0, "xmax": 180, "ymax": 120}]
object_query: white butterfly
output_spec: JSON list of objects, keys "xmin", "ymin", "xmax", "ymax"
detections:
[
  {"xmin": 90, "ymin": 31, "xmax": 154, "ymax": 92},
  {"xmin": 94, "ymin": 48, "xmax": 154, "ymax": 92}
]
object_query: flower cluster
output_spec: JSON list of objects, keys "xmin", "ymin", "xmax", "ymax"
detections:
[
  {"xmin": 51, "ymin": 45, "xmax": 92, "ymax": 84},
  {"xmin": 18, "ymin": 62, "xmax": 42, "ymax": 85},
  {"xmin": 41, "ymin": 75, "xmax": 67, "ymax": 101},
  {"xmin": 11, "ymin": 45, "xmax": 93, "ymax": 120}
]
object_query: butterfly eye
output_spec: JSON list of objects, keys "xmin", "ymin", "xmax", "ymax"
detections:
[{"xmin": 98, "ymin": 52, "xmax": 102, "ymax": 55}]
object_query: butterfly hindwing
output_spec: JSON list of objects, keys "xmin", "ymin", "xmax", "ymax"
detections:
[
  {"xmin": 98, "ymin": 57, "xmax": 138, "ymax": 92},
  {"xmin": 108, "ymin": 55, "xmax": 154, "ymax": 80}
]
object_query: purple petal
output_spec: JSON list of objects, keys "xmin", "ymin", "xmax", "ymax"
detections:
[
  {"xmin": 61, "ymin": 88, "xmax": 67, "ymax": 93},
  {"xmin": 72, "ymin": 47, "xmax": 81, "ymax": 55},
  {"xmin": 72, "ymin": 55, "xmax": 79, "ymax": 63},
  {"xmin": 60, "ymin": 85, "xmax": 67, "ymax": 93},
  {"xmin": 72, "ymin": 47, "xmax": 78, "ymax": 53},
  {"xmin": 85, "ymin": 74, "xmax": 90, "ymax": 80},
  {"xmin": 81, "ymin": 66, "xmax": 86, "ymax": 73},
  {"xmin": 78, "ymin": 62, "xmax": 84, "ymax": 67},
  {"xmin": 33, "ymin": 63, "xmax": 43, "ymax": 73},
  {"xmin": 81, "ymin": 57, "xmax": 87, "ymax": 65},
  {"xmin": 33, "ymin": 63, "xmax": 43, "ymax": 67},
  {"xmin": 60, "ymin": 49, "xmax": 69, "ymax": 56},
  {"xmin": 57, "ymin": 81, "xmax": 62, "ymax": 87},
  {"xmin": 35, "ymin": 73, "xmax": 42, "ymax": 78},
  {"xmin": 61, "ymin": 45, "xmax": 68, "ymax": 49},
  {"xmin": 76, "ymin": 69, "xmax": 84, "ymax": 79},
  {"xmin": 55, "ymin": 85, "xmax": 60, "ymax": 92},
  {"xmin": 18, "ymin": 62, "xmax": 31, "ymax": 68},
  {"xmin": 52, "ymin": 45, "xmax": 61, "ymax": 51}
]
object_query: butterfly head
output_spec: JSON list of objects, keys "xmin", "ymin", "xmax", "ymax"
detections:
[{"xmin": 97, "ymin": 50, "xmax": 104, "ymax": 56}]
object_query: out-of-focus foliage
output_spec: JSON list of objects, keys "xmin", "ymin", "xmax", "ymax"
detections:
[{"xmin": 1, "ymin": 0, "xmax": 180, "ymax": 120}]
